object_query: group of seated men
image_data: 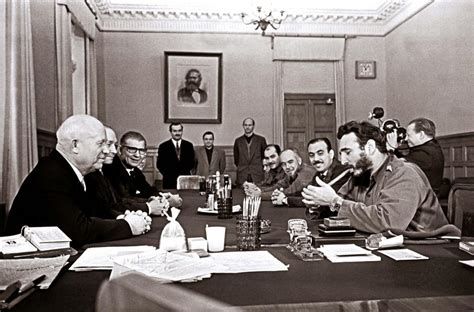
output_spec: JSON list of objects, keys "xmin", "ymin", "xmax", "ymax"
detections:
[
  {"xmin": 6, "ymin": 115, "xmax": 182, "ymax": 247},
  {"xmin": 244, "ymin": 119, "xmax": 459, "ymax": 237},
  {"xmin": 5, "ymin": 114, "xmax": 460, "ymax": 247}
]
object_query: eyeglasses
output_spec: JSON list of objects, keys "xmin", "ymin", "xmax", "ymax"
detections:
[{"xmin": 123, "ymin": 145, "xmax": 147, "ymax": 155}]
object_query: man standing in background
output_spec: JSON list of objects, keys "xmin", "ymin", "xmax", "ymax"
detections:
[
  {"xmin": 233, "ymin": 117, "xmax": 267, "ymax": 185},
  {"xmin": 157, "ymin": 123, "xmax": 195, "ymax": 189},
  {"xmin": 194, "ymin": 131, "xmax": 226, "ymax": 178}
]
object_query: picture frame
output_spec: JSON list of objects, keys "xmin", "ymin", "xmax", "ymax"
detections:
[
  {"xmin": 355, "ymin": 61, "xmax": 376, "ymax": 79},
  {"xmin": 164, "ymin": 51, "xmax": 223, "ymax": 123}
]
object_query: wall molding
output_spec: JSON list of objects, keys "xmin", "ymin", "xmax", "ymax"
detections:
[{"xmin": 86, "ymin": 0, "xmax": 433, "ymax": 36}]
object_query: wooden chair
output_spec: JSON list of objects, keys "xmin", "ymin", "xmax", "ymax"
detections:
[
  {"xmin": 447, "ymin": 178, "xmax": 474, "ymax": 237},
  {"xmin": 176, "ymin": 175, "xmax": 202, "ymax": 190}
]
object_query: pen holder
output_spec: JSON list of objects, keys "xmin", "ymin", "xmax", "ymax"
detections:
[
  {"xmin": 236, "ymin": 216, "xmax": 261, "ymax": 250},
  {"xmin": 217, "ymin": 197, "xmax": 233, "ymax": 219}
]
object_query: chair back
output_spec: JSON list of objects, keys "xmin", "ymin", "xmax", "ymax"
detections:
[
  {"xmin": 447, "ymin": 178, "xmax": 474, "ymax": 237},
  {"xmin": 96, "ymin": 273, "xmax": 239, "ymax": 311},
  {"xmin": 176, "ymin": 175, "xmax": 202, "ymax": 190}
]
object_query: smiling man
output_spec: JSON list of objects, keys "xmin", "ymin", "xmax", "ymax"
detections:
[
  {"xmin": 88, "ymin": 128, "xmax": 171, "ymax": 216},
  {"xmin": 6, "ymin": 115, "xmax": 150, "ymax": 247},
  {"xmin": 307, "ymin": 138, "xmax": 351, "ymax": 192},
  {"xmin": 301, "ymin": 121, "xmax": 459, "ymax": 236},
  {"xmin": 263, "ymin": 148, "xmax": 315, "ymax": 204}
]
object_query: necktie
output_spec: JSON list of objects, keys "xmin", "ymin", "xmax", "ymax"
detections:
[{"xmin": 176, "ymin": 142, "xmax": 181, "ymax": 160}]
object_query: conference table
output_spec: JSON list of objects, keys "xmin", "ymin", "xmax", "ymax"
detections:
[{"xmin": 11, "ymin": 190, "xmax": 474, "ymax": 311}]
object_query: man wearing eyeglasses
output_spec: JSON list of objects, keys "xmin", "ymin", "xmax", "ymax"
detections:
[{"xmin": 104, "ymin": 131, "xmax": 183, "ymax": 208}]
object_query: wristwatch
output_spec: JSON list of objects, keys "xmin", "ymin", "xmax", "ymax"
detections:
[{"xmin": 330, "ymin": 196, "xmax": 343, "ymax": 212}]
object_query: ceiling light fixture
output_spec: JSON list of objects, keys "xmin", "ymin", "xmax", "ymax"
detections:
[{"xmin": 241, "ymin": 6, "xmax": 287, "ymax": 35}]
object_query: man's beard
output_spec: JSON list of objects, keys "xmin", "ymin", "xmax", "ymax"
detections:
[
  {"xmin": 186, "ymin": 82, "xmax": 199, "ymax": 91},
  {"xmin": 352, "ymin": 154, "xmax": 373, "ymax": 187}
]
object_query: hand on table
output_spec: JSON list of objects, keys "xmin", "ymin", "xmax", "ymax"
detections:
[
  {"xmin": 158, "ymin": 192, "xmax": 183, "ymax": 208},
  {"xmin": 117, "ymin": 210, "xmax": 152, "ymax": 235},
  {"xmin": 147, "ymin": 197, "xmax": 169, "ymax": 216},
  {"xmin": 271, "ymin": 189, "xmax": 287, "ymax": 205}
]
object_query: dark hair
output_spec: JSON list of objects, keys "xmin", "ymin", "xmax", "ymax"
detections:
[
  {"xmin": 120, "ymin": 131, "xmax": 147, "ymax": 147},
  {"xmin": 169, "ymin": 123, "xmax": 183, "ymax": 132},
  {"xmin": 337, "ymin": 121, "xmax": 387, "ymax": 153},
  {"xmin": 307, "ymin": 138, "xmax": 332, "ymax": 152},
  {"xmin": 265, "ymin": 144, "xmax": 281, "ymax": 155},
  {"xmin": 242, "ymin": 117, "xmax": 255, "ymax": 126},
  {"xmin": 408, "ymin": 118, "xmax": 436, "ymax": 138},
  {"xmin": 185, "ymin": 69, "xmax": 201, "ymax": 80},
  {"xmin": 202, "ymin": 131, "xmax": 214, "ymax": 139}
]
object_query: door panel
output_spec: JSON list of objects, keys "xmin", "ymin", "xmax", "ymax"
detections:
[{"xmin": 284, "ymin": 94, "xmax": 336, "ymax": 163}]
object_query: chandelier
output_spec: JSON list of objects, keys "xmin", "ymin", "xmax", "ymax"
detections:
[{"xmin": 241, "ymin": 6, "xmax": 287, "ymax": 35}]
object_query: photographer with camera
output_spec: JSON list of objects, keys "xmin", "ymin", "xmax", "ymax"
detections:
[{"xmin": 386, "ymin": 118, "xmax": 444, "ymax": 194}]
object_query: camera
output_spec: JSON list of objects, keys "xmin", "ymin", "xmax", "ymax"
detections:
[{"xmin": 368, "ymin": 107, "xmax": 406, "ymax": 143}]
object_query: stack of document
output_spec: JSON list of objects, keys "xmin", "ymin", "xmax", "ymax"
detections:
[
  {"xmin": 318, "ymin": 244, "xmax": 381, "ymax": 263},
  {"xmin": 111, "ymin": 249, "xmax": 217, "ymax": 282},
  {"xmin": 111, "ymin": 250, "xmax": 288, "ymax": 282},
  {"xmin": 70, "ymin": 246, "xmax": 156, "ymax": 271}
]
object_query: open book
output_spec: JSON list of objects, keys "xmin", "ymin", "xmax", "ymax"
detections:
[{"xmin": 0, "ymin": 226, "xmax": 72, "ymax": 258}]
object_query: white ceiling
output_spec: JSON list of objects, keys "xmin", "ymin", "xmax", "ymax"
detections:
[{"xmin": 86, "ymin": 0, "xmax": 434, "ymax": 36}]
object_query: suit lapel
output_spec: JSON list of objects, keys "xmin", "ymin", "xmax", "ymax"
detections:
[
  {"xmin": 209, "ymin": 148, "xmax": 218, "ymax": 171},
  {"xmin": 200, "ymin": 147, "xmax": 209, "ymax": 171},
  {"xmin": 248, "ymin": 136, "xmax": 258, "ymax": 160},
  {"xmin": 239, "ymin": 136, "xmax": 250, "ymax": 162}
]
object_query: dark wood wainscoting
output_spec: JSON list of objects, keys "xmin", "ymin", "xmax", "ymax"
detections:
[
  {"xmin": 37, "ymin": 129, "xmax": 57, "ymax": 158},
  {"xmin": 438, "ymin": 132, "xmax": 474, "ymax": 181}
]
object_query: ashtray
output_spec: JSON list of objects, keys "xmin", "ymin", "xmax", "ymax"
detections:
[{"xmin": 260, "ymin": 219, "xmax": 271, "ymax": 234}]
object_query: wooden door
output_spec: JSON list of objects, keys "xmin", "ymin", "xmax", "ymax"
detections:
[{"xmin": 284, "ymin": 94, "xmax": 337, "ymax": 163}]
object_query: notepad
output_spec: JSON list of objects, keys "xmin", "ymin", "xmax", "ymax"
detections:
[{"xmin": 318, "ymin": 244, "xmax": 381, "ymax": 263}]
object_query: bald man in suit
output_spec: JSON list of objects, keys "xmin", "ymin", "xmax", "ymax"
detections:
[
  {"xmin": 6, "ymin": 115, "xmax": 150, "ymax": 247},
  {"xmin": 233, "ymin": 118, "xmax": 267, "ymax": 185}
]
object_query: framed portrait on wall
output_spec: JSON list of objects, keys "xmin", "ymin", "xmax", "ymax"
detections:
[{"xmin": 164, "ymin": 51, "xmax": 222, "ymax": 123}]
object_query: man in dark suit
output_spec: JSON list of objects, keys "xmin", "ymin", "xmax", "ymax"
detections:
[
  {"xmin": 87, "ymin": 128, "xmax": 170, "ymax": 216},
  {"xmin": 177, "ymin": 69, "xmax": 208, "ymax": 104},
  {"xmin": 6, "ymin": 115, "xmax": 150, "ymax": 247},
  {"xmin": 194, "ymin": 131, "xmax": 226, "ymax": 178},
  {"xmin": 233, "ymin": 118, "xmax": 267, "ymax": 185},
  {"xmin": 157, "ymin": 123, "xmax": 195, "ymax": 189},
  {"xmin": 387, "ymin": 117, "xmax": 444, "ymax": 194}
]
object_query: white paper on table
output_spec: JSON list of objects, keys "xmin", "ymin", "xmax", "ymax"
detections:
[
  {"xmin": 459, "ymin": 260, "xmax": 474, "ymax": 267},
  {"xmin": 318, "ymin": 244, "xmax": 372, "ymax": 256},
  {"xmin": 69, "ymin": 246, "xmax": 156, "ymax": 271},
  {"xmin": 378, "ymin": 249, "xmax": 428, "ymax": 261},
  {"xmin": 317, "ymin": 244, "xmax": 381, "ymax": 263},
  {"xmin": 202, "ymin": 250, "xmax": 289, "ymax": 273},
  {"xmin": 110, "ymin": 249, "xmax": 217, "ymax": 282}
]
